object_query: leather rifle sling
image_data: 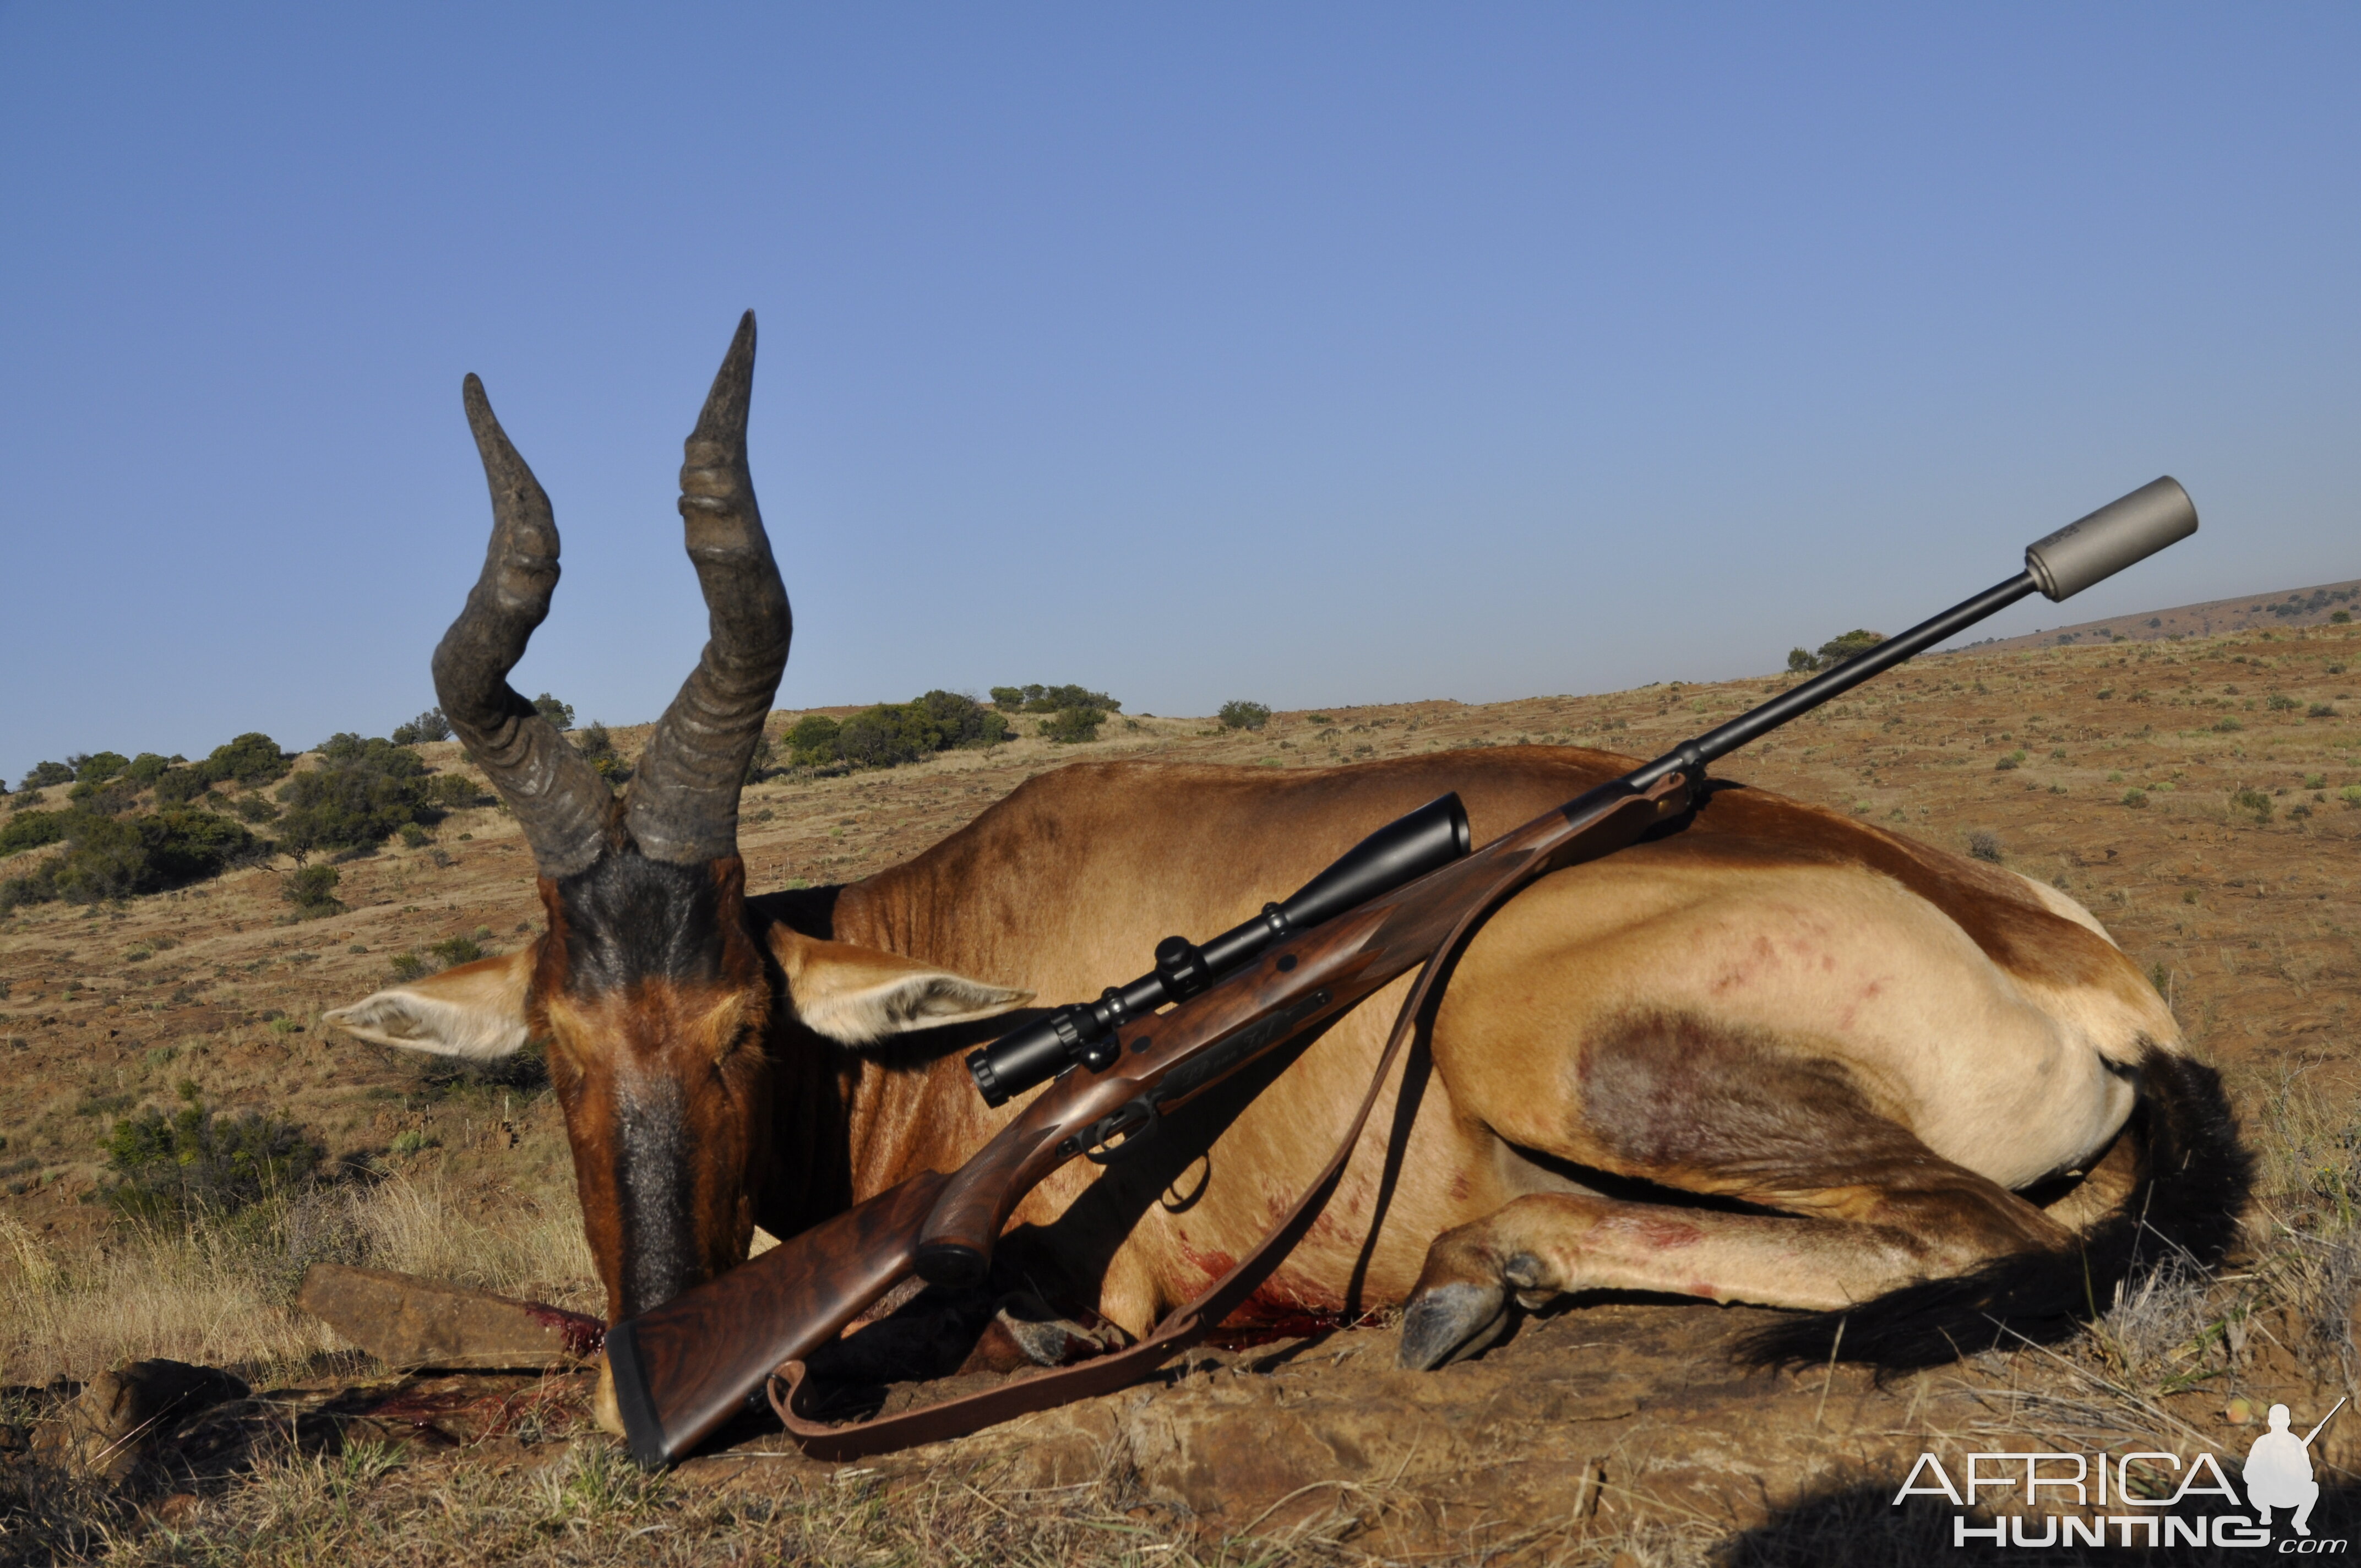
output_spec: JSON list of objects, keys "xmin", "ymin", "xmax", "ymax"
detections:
[{"xmin": 769, "ymin": 778, "xmax": 1688, "ymax": 1460}]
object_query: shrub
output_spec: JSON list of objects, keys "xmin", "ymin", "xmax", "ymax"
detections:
[
  {"xmin": 2335, "ymin": 610, "xmax": 2353, "ymax": 624},
  {"xmin": 426, "ymin": 773, "xmax": 483, "ymax": 809},
  {"xmin": 232, "ymin": 793, "xmax": 280, "ymax": 824},
  {"xmin": 2310, "ymin": 703, "xmax": 2340, "ymax": 718},
  {"xmin": 2266, "ymin": 693, "xmax": 2300, "ymax": 711},
  {"xmin": 153, "ymin": 766, "xmax": 210, "ymax": 805},
  {"xmin": 70, "ymin": 752, "xmax": 129, "ymax": 785},
  {"xmin": 2341, "ymin": 785, "xmax": 2361, "ymax": 809},
  {"xmin": 992, "ymin": 684, "xmax": 1120, "ymax": 715},
  {"xmin": 387, "ymin": 952, "xmax": 428, "ymax": 982},
  {"xmin": 1039, "ymin": 706, "xmax": 1105, "ymax": 743},
  {"xmin": 1993, "ymin": 750, "xmax": 2025, "ymax": 771},
  {"xmin": 1789, "ymin": 631, "xmax": 1886, "ymax": 674},
  {"xmin": 786, "ymin": 714, "xmax": 841, "ymax": 767},
  {"xmin": 123, "ymin": 753, "xmax": 173, "ymax": 786},
  {"xmin": 201, "ymin": 733, "xmax": 291, "ymax": 788},
  {"xmin": 2232, "ymin": 787, "xmax": 2273, "ymax": 825},
  {"xmin": 2121, "ymin": 788, "xmax": 2150, "ymax": 808},
  {"xmin": 275, "ymin": 737, "xmax": 431, "ymax": 858},
  {"xmin": 0, "ymin": 808, "xmax": 259, "ymax": 910},
  {"xmin": 793, "ymin": 693, "xmax": 1009, "ymax": 771},
  {"xmin": 390, "ymin": 706, "xmax": 452, "ymax": 745},
  {"xmin": 532, "ymin": 693, "xmax": 575, "ymax": 732},
  {"xmin": 281, "ymin": 864, "xmax": 344, "ymax": 919},
  {"xmin": 1967, "ymin": 830, "xmax": 2003, "ymax": 863},
  {"xmin": 19, "ymin": 760, "xmax": 73, "ymax": 790},
  {"xmin": 398, "ymin": 823, "xmax": 431, "ymax": 848},
  {"xmin": 2213, "ymin": 717, "xmax": 2244, "ymax": 732},
  {"xmin": 575, "ymin": 722, "xmax": 632, "ymax": 782},
  {"xmin": 428, "ymin": 934, "xmax": 484, "ymax": 967},
  {"xmin": 1218, "ymin": 700, "xmax": 1272, "ymax": 731},
  {"xmin": 0, "ymin": 809, "xmax": 70, "ymax": 858},
  {"xmin": 100, "ymin": 1091, "xmax": 323, "ymax": 1223}
]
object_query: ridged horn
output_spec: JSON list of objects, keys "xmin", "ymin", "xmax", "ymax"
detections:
[
  {"xmin": 624, "ymin": 311, "xmax": 791, "ymax": 865},
  {"xmin": 428, "ymin": 375, "xmax": 619, "ymax": 879}
]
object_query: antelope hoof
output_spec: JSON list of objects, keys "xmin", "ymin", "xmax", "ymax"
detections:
[{"xmin": 1396, "ymin": 1281, "xmax": 1509, "ymax": 1370}]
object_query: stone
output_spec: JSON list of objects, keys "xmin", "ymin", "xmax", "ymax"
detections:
[
  {"xmin": 29, "ymin": 1359, "xmax": 247, "ymax": 1482},
  {"xmin": 295, "ymin": 1264, "xmax": 603, "ymax": 1371}
]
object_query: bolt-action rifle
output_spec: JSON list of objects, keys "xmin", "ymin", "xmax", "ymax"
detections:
[{"xmin": 607, "ymin": 477, "xmax": 2199, "ymax": 1469}]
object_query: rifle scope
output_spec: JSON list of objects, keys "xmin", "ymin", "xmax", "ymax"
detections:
[{"xmin": 967, "ymin": 792, "xmax": 1472, "ymax": 1107}]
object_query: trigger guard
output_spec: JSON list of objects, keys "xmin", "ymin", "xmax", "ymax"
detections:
[{"xmin": 1082, "ymin": 1098, "xmax": 1160, "ymax": 1164}]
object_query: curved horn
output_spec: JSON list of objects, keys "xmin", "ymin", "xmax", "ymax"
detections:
[
  {"xmin": 429, "ymin": 375, "xmax": 619, "ymax": 879},
  {"xmin": 625, "ymin": 311, "xmax": 791, "ymax": 865}
]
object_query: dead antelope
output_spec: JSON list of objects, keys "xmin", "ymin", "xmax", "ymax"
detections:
[{"xmin": 330, "ymin": 315, "xmax": 2246, "ymax": 1423}]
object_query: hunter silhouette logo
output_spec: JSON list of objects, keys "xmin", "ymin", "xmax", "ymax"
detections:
[
  {"xmin": 1892, "ymin": 1397, "xmax": 2347, "ymax": 1551},
  {"xmin": 2246, "ymin": 1398, "xmax": 2344, "ymax": 1538}
]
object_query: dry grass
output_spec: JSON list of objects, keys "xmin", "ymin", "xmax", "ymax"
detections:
[{"xmin": 0, "ymin": 1172, "xmax": 595, "ymax": 1389}]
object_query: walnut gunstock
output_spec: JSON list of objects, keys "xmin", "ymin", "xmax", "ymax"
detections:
[{"xmin": 606, "ymin": 1170, "xmax": 946, "ymax": 1469}]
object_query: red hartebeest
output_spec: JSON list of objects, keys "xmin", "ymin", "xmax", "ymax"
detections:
[{"xmin": 330, "ymin": 316, "xmax": 2245, "ymax": 1425}]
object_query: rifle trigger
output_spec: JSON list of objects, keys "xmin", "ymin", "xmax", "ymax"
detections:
[{"xmin": 1081, "ymin": 1097, "xmax": 1160, "ymax": 1164}]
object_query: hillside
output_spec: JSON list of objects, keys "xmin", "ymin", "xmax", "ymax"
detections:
[
  {"xmin": 1, "ymin": 620, "xmax": 2356, "ymax": 1560},
  {"xmin": 1952, "ymin": 574, "xmax": 2361, "ymax": 655}
]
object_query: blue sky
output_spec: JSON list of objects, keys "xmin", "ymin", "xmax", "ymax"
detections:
[{"xmin": 2, "ymin": 6, "xmax": 2355, "ymax": 780}]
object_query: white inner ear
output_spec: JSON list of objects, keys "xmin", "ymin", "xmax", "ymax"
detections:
[
  {"xmin": 327, "ymin": 989, "xmax": 530, "ymax": 1061},
  {"xmin": 796, "ymin": 970, "xmax": 1032, "ymax": 1048}
]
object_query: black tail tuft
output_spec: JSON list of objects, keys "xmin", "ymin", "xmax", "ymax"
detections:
[{"xmin": 1737, "ymin": 1049, "xmax": 2252, "ymax": 1370}]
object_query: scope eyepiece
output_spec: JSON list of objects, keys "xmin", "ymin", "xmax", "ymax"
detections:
[{"xmin": 964, "ymin": 792, "xmax": 1473, "ymax": 1107}]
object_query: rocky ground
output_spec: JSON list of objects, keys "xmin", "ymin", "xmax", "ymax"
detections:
[{"xmin": 2, "ymin": 617, "xmax": 2358, "ymax": 1564}]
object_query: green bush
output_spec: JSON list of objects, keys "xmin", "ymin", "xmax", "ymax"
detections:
[
  {"xmin": 19, "ymin": 761, "xmax": 73, "ymax": 791},
  {"xmin": 2232, "ymin": 788, "xmax": 2273, "ymax": 825},
  {"xmin": 991, "ymin": 684, "xmax": 1121, "ymax": 715},
  {"xmin": 2341, "ymin": 784, "xmax": 2361, "ymax": 809},
  {"xmin": 791, "ymin": 693, "xmax": 1010, "ymax": 771},
  {"xmin": 153, "ymin": 766, "xmax": 210, "ymax": 805},
  {"xmin": 1218, "ymin": 701, "xmax": 1271, "ymax": 731},
  {"xmin": 275, "ymin": 737, "xmax": 432, "ymax": 858},
  {"xmin": 0, "ymin": 808, "xmax": 259, "ymax": 910},
  {"xmin": 100, "ymin": 1090, "xmax": 323, "ymax": 1223},
  {"xmin": 575, "ymin": 722, "xmax": 633, "ymax": 782},
  {"xmin": 390, "ymin": 707, "xmax": 451, "ymax": 745},
  {"xmin": 2310, "ymin": 703, "xmax": 2340, "ymax": 718},
  {"xmin": 1038, "ymin": 706, "xmax": 1105, "ymax": 743},
  {"xmin": 2266, "ymin": 693, "xmax": 2300, "ymax": 712},
  {"xmin": 69, "ymin": 752, "xmax": 130, "ymax": 786},
  {"xmin": 281, "ymin": 864, "xmax": 345, "ymax": 919},
  {"xmin": 387, "ymin": 952, "xmax": 428, "ymax": 982},
  {"xmin": 398, "ymin": 823, "xmax": 431, "ymax": 848},
  {"xmin": 428, "ymin": 934, "xmax": 484, "ymax": 967},
  {"xmin": 201, "ymin": 733, "xmax": 291, "ymax": 789},
  {"xmin": 2121, "ymin": 788, "xmax": 2149, "ymax": 808},
  {"xmin": 0, "ymin": 809, "xmax": 71, "ymax": 858},
  {"xmin": 1967, "ymin": 830, "xmax": 2003, "ymax": 863},
  {"xmin": 786, "ymin": 714, "xmax": 841, "ymax": 767},
  {"xmin": 532, "ymin": 693, "xmax": 575, "ymax": 732}
]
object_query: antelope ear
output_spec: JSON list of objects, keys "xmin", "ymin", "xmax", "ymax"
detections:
[
  {"xmin": 325, "ymin": 950, "xmax": 535, "ymax": 1060},
  {"xmin": 766, "ymin": 926, "xmax": 1031, "ymax": 1047}
]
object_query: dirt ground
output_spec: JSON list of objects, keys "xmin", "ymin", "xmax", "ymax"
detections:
[{"xmin": 2, "ymin": 616, "xmax": 2358, "ymax": 1564}]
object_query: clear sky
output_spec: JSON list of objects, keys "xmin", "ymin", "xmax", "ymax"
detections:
[{"xmin": 3, "ymin": 6, "xmax": 2355, "ymax": 782}]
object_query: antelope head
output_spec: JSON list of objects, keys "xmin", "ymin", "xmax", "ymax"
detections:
[{"xmin": 329, "ymin": 315, "xmax": 1026, "ymax": 1322}]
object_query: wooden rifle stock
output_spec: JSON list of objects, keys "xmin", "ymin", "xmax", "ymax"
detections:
[{"xmin": 604, "ymin": 1171, "xmax": 948, "ymax": 1469}]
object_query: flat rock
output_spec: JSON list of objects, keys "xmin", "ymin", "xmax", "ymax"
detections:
[{"xmin": 295, "ymin": 1264, "xmax": 603, "ymax": 1371}]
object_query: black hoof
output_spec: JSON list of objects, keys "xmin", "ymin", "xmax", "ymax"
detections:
[{"xmin": 1396, "ymin": 1282, "xmax": 1509, "ymax": 1370}]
